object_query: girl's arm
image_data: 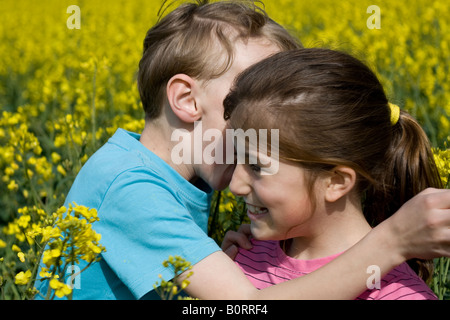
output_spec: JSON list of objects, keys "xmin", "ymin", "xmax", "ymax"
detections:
[{"xmin": 184, "ymin": 188, "xmax": 450, "ymax": 299}]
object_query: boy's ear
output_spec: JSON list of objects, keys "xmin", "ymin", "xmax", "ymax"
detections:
[
  {"xmin": 325, "ymin": 166, "xmax": 357, "ymax": 203},
  {"xmin": 166, "ymin": 74, "xmax": 202, "ymax": 123}
]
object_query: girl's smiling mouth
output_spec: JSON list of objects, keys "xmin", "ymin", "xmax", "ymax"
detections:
[{"xmin": 246, "ymin": 203, "xmax": 269, "ymax": 219}]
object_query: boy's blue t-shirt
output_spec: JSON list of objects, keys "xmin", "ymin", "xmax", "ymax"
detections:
[{"xmin": 36, "ymin": 128, "xmax": 221, "ymax": 299}]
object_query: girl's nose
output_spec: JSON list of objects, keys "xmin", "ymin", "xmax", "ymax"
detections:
[{"xmin": 229, "ymin": 164, "xmax": 251, "ymax": 197}]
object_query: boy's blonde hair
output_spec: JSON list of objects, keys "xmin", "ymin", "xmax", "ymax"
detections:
[{"xmin": 138, "ymin": 0, "xmax": 301, "ymax": 120}]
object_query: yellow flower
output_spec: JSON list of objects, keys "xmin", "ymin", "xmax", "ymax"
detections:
[
  {"xmin": 42, "ymin": 248, "xmax": 62, "ymax": 266},
  {"xmin": 72, "ymin": 204, "xmax": 98, "ymax": 221},
  {"xmin": 17, "ymin": 214, "xmax": 31, "ymax": 229},
  {"xmin": 7, "ymin": 180, "xmax": 18, "ymax": 191},
  {"xmin": 18, "ymin": 252, "xmax": 26, "ymax": 262},
  {"xmin": 0, "ymin": 239, "xmax": 6, "ymax": 248},
  {"xmin": 4, "ymin": 167, "xmax": 14, "ymax": 176},
  {"xmin": 39, "ymin": 267, "xmax": 52, "ymax": 278},
  {"xmin": 49, "ymin": 278, "xmax": 72, "ymax": 298},
  {"xmin": 219, "ymin": 202, "xmax": 234, "ymax": 212},
  {"xmin": 27, "ymin": 156, "xmax": 37, "ymax": 166},
  {"xmin": 181, "ymin": 279, "xmax": 190, "ymax": 290},
  {"xmin": 15, "ymin": 270, "xmax": 32, "ymax": 285},
  {"xmin": 51, "ymin": 152, "xmax": 61, "ymax": 164},
  {"xmin": 41, "ymin": 226, "xmax": 61, "ymax": 242},
  {"xmin": 57, "ymin": 164, "xmax": 66, "ymax": 176}
]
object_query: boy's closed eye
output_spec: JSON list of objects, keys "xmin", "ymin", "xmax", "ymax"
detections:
[{"xmin": 249, "ymin": 164, "xmax": 261, "ymax": 173}]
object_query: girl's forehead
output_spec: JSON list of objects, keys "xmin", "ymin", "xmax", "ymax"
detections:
[{"xmin": 232, "ymin": 132, "xmax": 281, "ymax": 175}]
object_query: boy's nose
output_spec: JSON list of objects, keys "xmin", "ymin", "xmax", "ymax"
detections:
[{"xmin": 229, "ymin": 164, "xmax": 251, "ymax": 197}]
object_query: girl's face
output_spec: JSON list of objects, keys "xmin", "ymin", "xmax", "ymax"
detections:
[{"xmin": 229, "ymin": 149, "xmax": 325, "ymax": 241}]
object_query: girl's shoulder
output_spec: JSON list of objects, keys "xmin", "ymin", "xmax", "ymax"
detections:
[
  {"xmin": 357, "ymin": 262, "xmax": 437, "ymax": 300},
  {"xmin": 234, "ymin": 239, "xmax": 279, "ymax": 265},
  {"xmin": 248, "ymin": 239, "xmax": 279, "ymax": 251}
]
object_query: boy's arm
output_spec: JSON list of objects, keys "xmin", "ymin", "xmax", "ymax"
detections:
[
  {"xmin": 184, "ymin": 188, "xmax": 450, "ymax": 299},
  {"xmin": 185, "ymin": 222, "xmax": 397, "ymax": 299}
]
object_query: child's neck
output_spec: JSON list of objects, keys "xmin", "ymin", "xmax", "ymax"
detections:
[
  {"xmin": 285, "ymin": 198, "xmax": 372, "ymax": 261},
  {"xmin": 140, "ymin": 120, "xmax": 196, "ymax": 181}
]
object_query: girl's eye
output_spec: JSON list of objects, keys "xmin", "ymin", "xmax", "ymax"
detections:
[{"xmin": 249, "ymin": 164, "xmax": 261, "ymax": 173}]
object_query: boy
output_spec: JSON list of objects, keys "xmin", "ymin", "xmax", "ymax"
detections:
[{"xmin": 36, "ymin": 0, "xmax": 450, "ymax": 300}]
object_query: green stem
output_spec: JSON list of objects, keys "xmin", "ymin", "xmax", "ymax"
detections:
[
  {"xmin": 23, "ymin": 239, "xmax": 46, "ymax": 299},
  {"xmin": 91, "ymin": 64, "xmax": 97, "ymax": 150}
]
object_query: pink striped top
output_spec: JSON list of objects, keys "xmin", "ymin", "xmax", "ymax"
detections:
[{"xmin": 235, "ymin": 239, "xmax": 437, "ymax": 300}]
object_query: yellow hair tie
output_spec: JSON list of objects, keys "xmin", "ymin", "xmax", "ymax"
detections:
[{"xmin": 389, "ymin": 103, "xmax": 400, "ymax": 126}]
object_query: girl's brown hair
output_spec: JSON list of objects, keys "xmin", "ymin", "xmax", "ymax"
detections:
[
  {"xmin": 137, "ymin": 0, "xmax": 301, "ymax": 120},
  {"xmin": 224, "ymin": 48, "xmax": 443, "ymax": 281}
]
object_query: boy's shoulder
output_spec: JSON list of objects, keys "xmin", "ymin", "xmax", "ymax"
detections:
[
  {"xmin": 80, "ymin": 128, "xmax": 175, "ymax": 182},
  {"xmin": 87, "ymin": 128, "xmax": 154, "ymax": 170},
  {"xmin": 65, "ymin": 128, "xmax": 190, "ymax": 208}
]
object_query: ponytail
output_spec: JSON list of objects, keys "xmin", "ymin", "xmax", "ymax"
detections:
[
  {"xmin": 387, "ymin": 112, "xmax": 442, "ymax": 209},
  {"xmin": 364, "ymin": 110, "xmax": 443, "ymax": 281}
]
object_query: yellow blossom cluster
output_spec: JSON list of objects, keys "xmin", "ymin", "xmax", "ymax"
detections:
[
  {"xmin": 36, "ymin": 203, "xmax": 105, "ymax": 299},
  {"xmin": 434, "ymin": 144, "xmax": 450, "ymax": 188},
  {"xmin": 1, "ymin": 203, "xmax": 104, "ymax": 299},
  {"xmin": 208, "ymin": 190, "xmax": 248, "ymax": 245},
  {"xmin": 153, "ymin": 255, "xmax": 194, "ymax": 300}
]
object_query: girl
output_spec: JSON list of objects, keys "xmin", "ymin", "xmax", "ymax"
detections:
[{"xmin": 223, "ymin": 48, "xmax": 442, "ymax": 299}]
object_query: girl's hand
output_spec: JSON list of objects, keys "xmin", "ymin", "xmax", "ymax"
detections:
[
  {"xmin": 221, "ymin": 224, "xmax": 253, "ymax": 259},
  {"xmin": 383, "ymin": 188, "xmax": 450, "ymax": 261}
]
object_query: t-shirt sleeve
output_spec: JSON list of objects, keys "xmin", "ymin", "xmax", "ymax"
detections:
[{"xmin": 94, "ymin": 169, "xmax": 221, "ymax": 299}]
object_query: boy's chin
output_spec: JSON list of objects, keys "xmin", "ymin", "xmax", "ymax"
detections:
[
  {"xmin": 208, "ymin": 176, "xmax": 232, "ymax": 191},
  {"xmin": 206, "ymin": 164, "xmax": 236, "ymax": 191}
]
